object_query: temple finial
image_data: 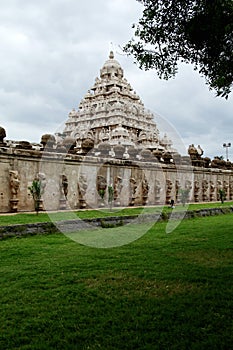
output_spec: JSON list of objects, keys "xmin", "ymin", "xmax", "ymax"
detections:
[{"xmin": 109, "ymin": 51, "xmax": 114, "ymax": 59}]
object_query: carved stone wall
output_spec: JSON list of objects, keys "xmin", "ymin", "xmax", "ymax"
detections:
[{"xmin": 1, "ymin": 147, "xmax": 232, "ymax": 213}]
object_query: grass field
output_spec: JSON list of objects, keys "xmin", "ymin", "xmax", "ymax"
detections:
[
  {"xmin": 0, "ymin": 201, "xmax": 233, "ymax": 226},
  {"xmin": 0, "ymin": 213, "xmax": 233, "ymax": 349}
]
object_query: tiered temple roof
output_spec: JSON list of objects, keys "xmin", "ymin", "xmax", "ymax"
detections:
[{"xmin": 63, "ymin": 51, "xmax": 174, "ymax": 154}]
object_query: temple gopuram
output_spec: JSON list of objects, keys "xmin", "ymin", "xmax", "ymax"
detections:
[
  {"xmin": 62, "ymin": 51, "xmax": 174, "ymax": 156},
  {"xmin": 0, "ymin": 52, "xmax": 233, "ymax": 212}
]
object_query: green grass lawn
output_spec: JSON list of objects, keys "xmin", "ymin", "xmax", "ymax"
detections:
[
  {"xmin": 0, "ymin": 214, "xmax": 233, "ymax": 349},
  {"xmin": 0, "ymin": 201, "xmax": 233, "ymax": 226}
]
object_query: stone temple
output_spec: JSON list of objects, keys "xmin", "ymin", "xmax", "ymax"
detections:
[
  {"xmin": 0, "ymin": 52, "xmax": 233, "ymax": 213},
  {"xmin": 61, "ymin": 51, "xmax": 175, "ymax": 158}
]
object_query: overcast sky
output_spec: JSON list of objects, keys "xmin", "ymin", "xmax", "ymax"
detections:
[{"xmin": 0, "ymin": 0, "xmax": 232, "ymax": 159}]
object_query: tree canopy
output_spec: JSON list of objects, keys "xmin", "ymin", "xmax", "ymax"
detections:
[{"xmin": 124, "ymin": 0, "xmax": 233, "ymax": 98}]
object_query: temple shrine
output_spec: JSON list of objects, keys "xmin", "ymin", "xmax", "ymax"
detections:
[
  {"xmin": 61, "ymin": 51, "xmax": 175, "ymax": 157},
  {"xmin": 0, "ymin": 52, "xmax": 233, "ymax": 213}
]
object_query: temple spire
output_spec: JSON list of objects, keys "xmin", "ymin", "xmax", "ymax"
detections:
[{"xmin": 109, "ymin": 51, "xmax": 114, "ymax": 59}]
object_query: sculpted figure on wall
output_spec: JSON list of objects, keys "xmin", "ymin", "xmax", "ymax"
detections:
[
  {"xmin": 97, "ymin": 175, "xmax": 107, "ymax": 192},
  {"xmin": 0, "ymin": 127, "xmax": 6, "ymax": 145},
  {"xmin": 175, "ymin": 180, "xmax": 181, "ymax": 203},
  {"xmin": 210, "ymin": 181, "xmax": 215, "ymax": 201},
  {"xmin": 78, "ymin": 174, "xmax": 88, "ymax": 209},
  {"xmin": 197, "ymin": 145, "xmax": 204, "ymax": 157},
  {"xmin": 194, "ymin": 180, "xmax": 200, "ymax": 202},
  {"xmin": 59, "ymin": 174, "xmax": 68, "ymax": 210},
  {"xmin": 217, "ymin": 180, "xmax": 223, "ymax": 201},
  {"xmin": 129, "ymin": 177, "xmax": 138, "ymax": 206},
  {"xmin": 223, "ymin": 180, "xmax": 229, "ymax": 200},
  {"xmin": 9, "ymin": 170, "xmax": 20, "ymax": 212},
  {"xmin": 114, "ymin": 176, "xmax": 123, "ymax": 206},
  {"xmin": 188, "ymin": 144, "xmax": 204, "ymax": 166},
  {"xmin": 166, "ymin": 179, "xmax": 173, "ymax": 204},
  {"xmin": 185, "ymin": 180, "xmax": 192, "ymax": 191},
  {"xmin": 202, "ymin": 179, "xmax": 209, "ymax": 201},
  {"xmin": 154, "ymin": 179, "xmax": 161, "ymax": 204},
  {"xmin": 61, "ymin": 175, "xmax": 68, "ymax": 198},
  {"xmin": 188, "ymin": 144, "xmax": 198, "ymax": 160},
  {"xmin": 9, "ymin": 170, "xmax": 20, "ymax": 196},
  {"xmin": 41, "ymin": 134, "xmax": 56, "ymax": 150},
  {"xmin": 142, "ymin": 177, "xmax": 150, "ymax": 205}
]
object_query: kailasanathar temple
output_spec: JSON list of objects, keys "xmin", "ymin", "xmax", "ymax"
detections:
[{"xmin": 0, "ymin": 52, "xmax": 233, "ymax": 213}]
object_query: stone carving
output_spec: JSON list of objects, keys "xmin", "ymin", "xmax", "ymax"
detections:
[
  {"xmin": 81, "ymin": 138, "xmax": 95, "ymax": 155},
  {"xmin": 61, "ymin": 175, "xmax": 68, "ymax": 198},
  {"xmin": 113, "ymin": 145, "xmax": 125, "ymax": 159},
  {"xmin": 197, "ymin": 145, "xmax": 204, "ymax": 157},
  {"xmin": 41, "ymin": 134, "xmax": 56, "ymax": 150},
  {"xmin": 9, "ymin": 170, "xmax": 20, "ymax": 196},
  {"xmin": 217, "ymin": 180, "xmax": 223, "ymax": 201},
  {"xmin": 229, "ymin": 181, "xmax": 233, "ymax": 200},
  {"xmin": 210, "ymin": 181, "xmax": 215, "ymax": 201},
  {"xmin": 63, "ymin": 52, "xmax": 176, "ymax": 156},
  {"xmin": 194, "ymin": 180, "xmax": 200, "ymax": 202},
  {"xmin": 175, "ymin": 180, "xmax": 181, "ymax": 203},
  {"xmin": 202, "ymin": 179, "xmax": 209, "ymax": 201},
  {"xmin": 18, "ymin": 141, "xmax": 32, "ymax": 150},
  {"xmin": 9, "ymin": 170, "xmax": 20, "ymax": 212},
  {"xmin": 188, "ymin": 144, "xmax": 198, "ymax": 159},
  {"xmin": 185, "ymin": 180, "xmax": 192, "ymax": 191},
  {"xmin": 59, "ymin": 175, "xmax": 68, "ymax": 210},
  {"xmin": 162, "ymin": 151, "xmax": 173, "ymax": 164},
  {"xmin": 154, "ymin": 180, "xmax": 161, "ymax": 204},
  {"xmin": 0, "ymin": 126, "xmax": 6, "ymax": 145},
  {"xmin": 78, "ymin": 174, "xmax": 88, "ymax": 209},
  {"xmin": 142, "ymin": 177, "xmax": 150, "ymax": 205},
  {"xmin": 203, "ymin": 157, "xmax": 211, "ymax": 168},
  {"xmin": 223, "ymin": 180, "xmax": 229, "ymax": 200},
  {"xmin": 127, "ymin": 146, "xmax": 139, "ymax": 159},
  {"xmin": 166, "ymin": 180, "xmax": 173, "ymax": 204},
  {"xmin": 129, "ymin": 177, "xmax": 138, "ymax": 206},
  {"xmin": 188, "ymin": 144, "xmax": 204, "ymax": 166},
  {"xmin": 97, "ymin": 175, "xmax": 107, "ymax": 207},
  {"xmin": 114, "ymin": 176, "xmax": 123, "ymax": 206}
]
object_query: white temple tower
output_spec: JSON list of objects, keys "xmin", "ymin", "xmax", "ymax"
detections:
[{"xmin": 63, "ymin": 51, "xmax": 174, "ymax": 154}]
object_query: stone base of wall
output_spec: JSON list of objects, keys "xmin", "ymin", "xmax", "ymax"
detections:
[{"xmin": 1, "ymin": 206, "xmax": 232, "ymax": 240}]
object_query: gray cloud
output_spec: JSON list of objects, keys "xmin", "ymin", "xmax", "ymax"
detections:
[{"xmin": 0, "ymin": 0, "xmax": 232, "ymax": 160}]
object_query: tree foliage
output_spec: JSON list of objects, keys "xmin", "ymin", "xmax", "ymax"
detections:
[
  {"xmin": 124, "ymin": 0, "xmax": 233, "ymax": 98},
  {"xmin": 28, "ymin": 180, "xmax": 42, "ymax": 214}
]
